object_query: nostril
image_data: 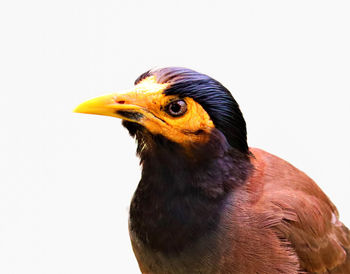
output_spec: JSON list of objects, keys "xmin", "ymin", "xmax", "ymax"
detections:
[{"xmin": 117, "ymin": 100, "xmax": 125, "ymax": 104}]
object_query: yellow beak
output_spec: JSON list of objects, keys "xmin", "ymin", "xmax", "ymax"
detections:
[
  {"xmin": 74, "ymin": 91, "xmax": 147, "ymax": 122},
  {"xmin": 75, "ymin": 75, "xmax": 171, "ymax": 124}
]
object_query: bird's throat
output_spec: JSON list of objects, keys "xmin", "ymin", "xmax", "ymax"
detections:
[{"xmin": 128, "ymin": 127, "xmax": 252, "ymax": 254}]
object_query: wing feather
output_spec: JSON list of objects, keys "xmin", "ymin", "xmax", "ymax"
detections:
[{"xmin": 250, "ymin": 148, "xmax": 350, "ymax": 273}]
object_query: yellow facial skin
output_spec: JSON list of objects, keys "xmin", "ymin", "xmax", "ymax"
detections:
[{"xmin": 74, "ymin": 76, "xmax": 215, "ymax": 145}]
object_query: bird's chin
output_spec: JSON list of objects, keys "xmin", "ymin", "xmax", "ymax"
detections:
[{"xmin": 122, "ymin": 120, "xmax": 146, "ymax": 137}]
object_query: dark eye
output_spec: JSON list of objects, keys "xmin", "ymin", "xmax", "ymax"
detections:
[{"xmin": 166, "ymin": 100, "xmax": 187, "ymax": 117}]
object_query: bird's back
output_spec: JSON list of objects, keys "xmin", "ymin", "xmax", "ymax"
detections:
[{"xmin": 243, "ymin": 148, "xmax": 350, "ymax": 273}]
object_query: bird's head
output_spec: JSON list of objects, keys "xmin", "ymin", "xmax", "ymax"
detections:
[{"xmin": 75, "ymin": 67, "xmax": 248, "ymax": 156}]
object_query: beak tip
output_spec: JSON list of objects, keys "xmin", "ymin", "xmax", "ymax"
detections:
[
  {"xmin": 73, "ymin": 106, "xmax": 81, "ymax": 113},
  {"xmin": 73, "ymin": 105, "xmax": 85, "ymax": 114}
]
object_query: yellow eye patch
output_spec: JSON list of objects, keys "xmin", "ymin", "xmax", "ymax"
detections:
[{"xmin": 75, "ymin": 75, "xmax": 215, "ymax": 146}]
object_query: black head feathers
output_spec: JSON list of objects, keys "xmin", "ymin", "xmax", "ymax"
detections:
[{"xmin": 135, "ymin": 67, "xmax": 248, "ymax": 154}]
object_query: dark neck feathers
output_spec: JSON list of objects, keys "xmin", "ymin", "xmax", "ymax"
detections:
[{"xmin": 127, "ymin": 125, "xmax": 252, "ymax": 254}]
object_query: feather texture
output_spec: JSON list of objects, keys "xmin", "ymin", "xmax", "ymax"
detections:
[{"xmin": 248, "ymin": 148, "xmax": 350, "ymax": 273}]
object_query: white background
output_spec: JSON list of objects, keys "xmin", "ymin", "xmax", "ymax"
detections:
[{"xmin": 1, "ymin": 1, "xmax": 349, "ymax": 273}]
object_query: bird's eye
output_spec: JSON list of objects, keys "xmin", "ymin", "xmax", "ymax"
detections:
[{"xmin": 166, "ymin": 100, "xmax": 187, "ymax": 117}]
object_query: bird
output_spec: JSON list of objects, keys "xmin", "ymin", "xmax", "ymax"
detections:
[{"xmin": 74, "ymin": 67, "xmax": 350, "ymax": 273}]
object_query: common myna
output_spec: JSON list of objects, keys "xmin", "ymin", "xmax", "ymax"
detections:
[{"xmin": 75, "ymin": 67, "xmax": 350, "ymax": 273}]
